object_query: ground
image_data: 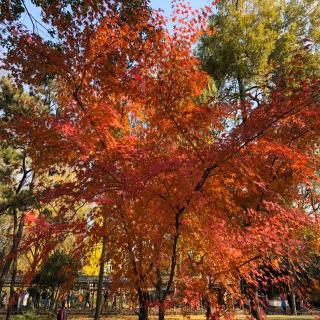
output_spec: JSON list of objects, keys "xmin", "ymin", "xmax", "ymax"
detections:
[
  {"xmin": 0, "ymin": 315, "xmax": 318, "ymax": 320},
  {"xmin": 65, "ymin": 316, "xmax": 318, "ymax": 320}
]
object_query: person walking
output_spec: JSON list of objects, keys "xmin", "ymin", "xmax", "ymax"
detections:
[
  {"xmin": 57, "ymin": 301, "xmax": 67, "ymax": 320},
  {"xmin": 22, "ymin": 290, "xmax": 29, "ymax": 311},
  {"xmin": 1, "ymin": 291, "xmax": 7, "ymax": 308},
  {"xmin": 66, "ymin": 290, "xmax": 72, "ymax": 309},
  {"xmin": 84, "ymin": 290, "xmax": 90, "ymax": 308},
  {"xmin": 13, "ymin": 289, "xmax": 19, "ymax": 313},
  {"xmin": 17, "ymin": 289, "xmax": 24, "ymax": 313},
  {"xmin": 103, "ymin": 289, "xmax": 108, "ymax": 309},
  {"xmin": 41, "ymin": 290, "xmax": 47, "ymax": 308},
  {"xmin": 33, "ymin": 289, "xmax": 40, "ymax": 309},
  {"xmin": 78, "ymin": 293, "xmax": 84, "ymax": 306},
  {"xmin": 280, "ymin": 293, "xmax": 287, "ymax": 315}
]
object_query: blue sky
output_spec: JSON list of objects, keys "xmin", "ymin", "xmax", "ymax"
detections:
[
  {"xmin": 150, "ymin": 0, "xmax": 211, "ymax": 15},
  {"xmin": 22, "ymin": 0, "xmax": 212, "ymax": 37},
  {"xmin": 24, "ymin": 0, "xmax": 211, "ymax": 28},
  {"xmin": 25, "ymin": 0, "xmax": 211, "ymax": 18}
]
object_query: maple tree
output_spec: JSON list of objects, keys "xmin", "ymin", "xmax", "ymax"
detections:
[
  {"xmin": 0, "ymin": 1, "xmax": 319, "ymax": 320},
  {"xmin": 195, "ymin": 1, "xmax": 320, "ymax": 317}
]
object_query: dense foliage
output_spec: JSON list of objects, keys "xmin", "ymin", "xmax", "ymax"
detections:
[{"xmin": 0, "ymin": 1, "xmax": 319, "ymax": 320}]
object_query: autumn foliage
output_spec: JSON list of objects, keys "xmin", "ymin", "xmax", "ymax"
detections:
[{"xmin": 0, "ymin": 0, "xmax": 320, "ymax": 319}]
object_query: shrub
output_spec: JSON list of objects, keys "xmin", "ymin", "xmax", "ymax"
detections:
[{"xmin": 15, "ymin": 311, "xmax": 55, "ymax": 320}]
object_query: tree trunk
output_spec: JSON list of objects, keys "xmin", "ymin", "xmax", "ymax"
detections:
[
  {"xmin": 151, "ymin": 211, "xmax": 182, "ymax": 320},
  {"xmin": 158, "ymin": 300, "xmax": 165, "ymax": 320},
  {"xmin": 120, "ymin": 210, "xmax": 148, "ymax": 320},
  {"xmin": 251, "ymin": 290, "xmax": 261, "ymax": 320},
  {"xmin": 155, "ymin": 269, "xmax": 165, "ymax": 320},
  {"xmin": 138, "ymin": 296, "xmax": 149, "ymax": 320},
  {"xmin": 6, "ymin": 256, "xmax": 17, "ymax": 320},
  {"xmin": 156, "ymin": 210, "xmax": 182, "ymax": 320},
  {"xmin": 290, "ymin": 289, "xmax": 297, "ymax": 315},
  {"xmin": 0, "ymin": 211, "xmax": 25, "ymax": 295},
  {"xmin": 205, "ymin": 299, "xmax": 211, "ymax": 320},
  {"xmin": 0, "ymin": 157, "xmax": 31, "ymax": 294},
  {"xmin": 237, "ymin": 75, "xmax": 247, "ymax": 123},
  {"xmin": 135, "ymin": 289, "xmax": 149, "ymax": 320},
  {"xmin": 53, "ymin": 286, "xmax": 60, "ymax": 311},
  {"xmin": 288, "ymin": 261, "xmax": 297, "ymax": 316},
  {"xmin": 94, "ymin": 235, "xmax": 107, "ymax": 320}
]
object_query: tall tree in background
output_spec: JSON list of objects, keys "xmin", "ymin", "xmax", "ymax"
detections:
[
  {"xmin": 0, "ymin": 78, "xmax": 39, "ymax": 319},
  {"xmin": 0, "ymin": 76, "xmax": 86, "ymax": 319},
  {"xmin": 198, "ymin": 0, "xmax": 320, "ymax": 120}
]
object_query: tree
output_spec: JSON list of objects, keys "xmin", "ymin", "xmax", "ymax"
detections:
[
  {"xmin": 32, "ymin": 251, "xmax": 78, "ymax": 309},
  {"xmin": 0, "ymin": 76, "xmax": 84, "ymax": 319},
  {"xmin": 94, "ymin": 216, "xmax": 108, "ymax": 320},
  {"xmin": 198, "ymin": 0, "xmax": 320, "ymax": 120},
  {"xmin": 196, "ymin": 2, "xmax": 320, "ymax": 316},
  {"xmin": 0, "ymin": 2, "xmax": 319, "ymax": 320},
  {"xmin": 0, "ymin": 77, "xmax": 40, "ymax": 320}
]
